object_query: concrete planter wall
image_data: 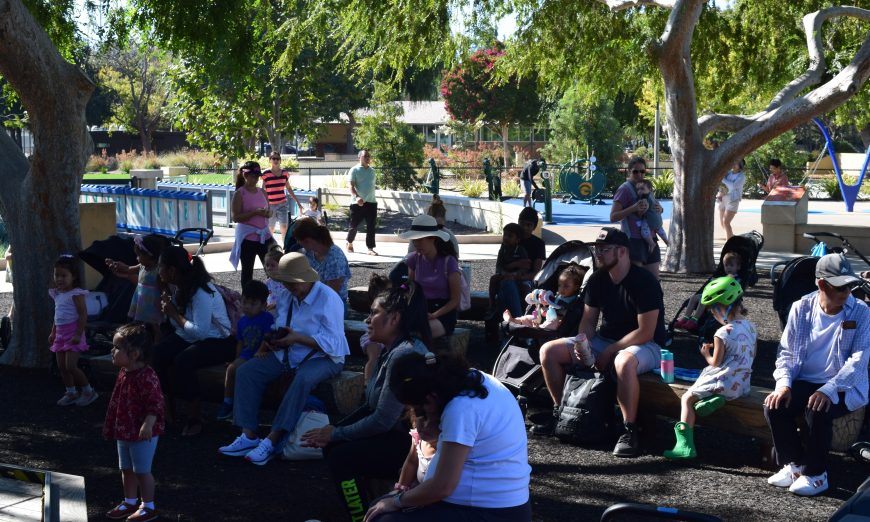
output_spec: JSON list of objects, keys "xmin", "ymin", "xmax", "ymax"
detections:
[{"xmin": 161, "ymin": 166, "xmax": 189, "ymax": 177}]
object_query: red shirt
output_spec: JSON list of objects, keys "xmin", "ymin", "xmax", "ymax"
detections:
[
  {"xmin": 261, "ymin": 169, "xmax": 289, "ymax": 205},
  {"xmin": 103, "ymin": 366, "xmax": 165, "ymax": 441}
]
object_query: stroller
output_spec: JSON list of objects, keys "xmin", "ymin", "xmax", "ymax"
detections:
[
  {"xmin": 771, "ymin": 231, "xmax": 870, "ymax": 330},
  {"xmin": 667, "ymin": 230, "xmax": 764, "ymax": 344},
  {"xmin": 492, "ymin": 240, "xmax": 596, "ymax": 412}
]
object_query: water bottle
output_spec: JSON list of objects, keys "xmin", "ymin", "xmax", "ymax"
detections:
[
  {"xmin": 573, "ymin": 333, "xmax": 595, "ymax": 367},
  {"xmin": 660, "ymin": 349, "xmax": 674, "ymax": 384}
]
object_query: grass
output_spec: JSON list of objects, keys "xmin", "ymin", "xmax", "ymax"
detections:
[
  {"xmin": 83, "ymin": 173, "xmax": 131, "ymax": 182},
  {"xmin": 185, "ymin": 174, "xmax": 233, "ymax": 185},
  {"xmin": 458, "ymin": 176, "xmax": 487, "ymax": 198}
]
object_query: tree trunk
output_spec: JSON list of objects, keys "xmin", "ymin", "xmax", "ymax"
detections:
[
  {"xmin": 861, "ymin": 124, "xmax": 870, "ymax": 150},
  {"xmin": 0, "ymin": 0, "xmax": 94, "ymax": 368},
  {"xmin": 139, "ymin": 126, "xmax": 152, "ymax": 153},
  {"xmin": 665, "ymin": 143, "xmax": 718, "ymax": 273}
]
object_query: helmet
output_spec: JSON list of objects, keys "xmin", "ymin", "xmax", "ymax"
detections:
[{"xmin": 700, "ymin": 276, "xmax": 743, "ymax": 306}]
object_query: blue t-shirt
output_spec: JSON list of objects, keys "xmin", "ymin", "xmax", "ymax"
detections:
[{"xmin": 236, "ymin": 311, "xmax": 275, "ymax": 359}]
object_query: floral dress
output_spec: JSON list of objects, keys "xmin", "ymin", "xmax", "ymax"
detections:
[
  {"xmin": 688, "ymin": 319, "xmax": 757, "ymax": 400},
  {"xmin": 128, "ymin": 266, "xmax": 163, "ymax": 324}
]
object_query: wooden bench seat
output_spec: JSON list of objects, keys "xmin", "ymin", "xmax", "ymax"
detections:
[
  {"xmin": 344, "ymin": 319, "xmax": 470, "ymax": 357},
  {"xmin": 348, "ymin": 286, "xmax": 490, "ymax": 321}
]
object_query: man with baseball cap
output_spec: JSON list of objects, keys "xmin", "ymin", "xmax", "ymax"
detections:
[
  {"xmin": 534, "ymin": 227, "xmax": 666, "ymax": 458},
  {"xmin": 764, "ymin": 253, "xmax": 870, "ymax": 496}
]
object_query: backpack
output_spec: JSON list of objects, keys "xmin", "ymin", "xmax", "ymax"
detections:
[
  {"xmin": 554, "ymin": 367, "xmax": 616, "ymax": 445},
  {"xmin": 212, "ymin": 284, "xmax": 242, "ymax": 336}
]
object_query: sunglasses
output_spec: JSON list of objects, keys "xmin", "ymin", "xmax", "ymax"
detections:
[
  {"xmin": 592, "ymin": 245, "xmax": 616, "ymax": 256},
  {"xmin": 631, "ymin": 169, "xmax": 646, "ymax": 175}
]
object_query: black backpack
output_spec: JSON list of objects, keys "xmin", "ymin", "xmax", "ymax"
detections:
[{"xmin": 554, "ymin": 367, "xmax": 616, "ymax": 445}]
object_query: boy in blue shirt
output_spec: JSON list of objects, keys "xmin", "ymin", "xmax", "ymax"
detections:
[{"xmin": 217, "ymin": 280, "xmax": 275, "ymax": 420}]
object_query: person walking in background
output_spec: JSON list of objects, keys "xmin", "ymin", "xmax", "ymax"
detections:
[
  {"xmin": 717, "ymin": 159, "xmax": 746, "ymax": 239},
  {"xmin": 758, "ymin": 158, "xmax": 790, "ymax": 194},
  {"xmin": 347, "ymin": 150, "xmax": 379, "ymax": 256},
  {"xmin": 261, "ymin": 151, "xmax": 302, "ymax": 237}
]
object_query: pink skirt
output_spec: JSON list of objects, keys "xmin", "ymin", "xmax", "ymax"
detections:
[{"xmin": 50, "ymin": 322, "xmax": 89, "ymax": 353}]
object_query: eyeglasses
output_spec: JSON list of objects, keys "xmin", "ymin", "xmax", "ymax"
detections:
[
  {"xmin": 631, "ymin": 169, "xmax": 646, "ymax": 175},
  {"xmin": 592, "ymin": 246, "xmax": 616, "ymax": 256}
]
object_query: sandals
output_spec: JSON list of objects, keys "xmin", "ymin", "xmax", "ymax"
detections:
[
  {"xmin": 346, "ymin": 242, "xmax": 354, "ymax": 253},
  {"xmin": 367, "ymin": 249, "xmax": 379, "ymax": 256},
  {"xmin": 181, "ymin": 419, "xmax": 203, "ymax": 438}
]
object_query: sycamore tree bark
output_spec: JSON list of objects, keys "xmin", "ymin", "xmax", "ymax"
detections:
[
  {"xmin": 604, "ymin": 0, "xmax": 870, "ymax": 272},
  {"xmin": 0, "ymin": 0, "xmax": 94, "ymax": 367}
]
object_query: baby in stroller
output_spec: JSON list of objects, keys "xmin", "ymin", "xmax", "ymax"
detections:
[
  {"xmin": 675, "ymin": 251, "xmax": 742, "ymax": 332},
  {"xmin": 504, "ymin": 265, "xmax": 585, "ymax": 331}
]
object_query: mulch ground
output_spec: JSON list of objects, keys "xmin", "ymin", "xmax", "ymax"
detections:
[{"xmin": 1, "ymin": 255, "xmax": 868, "ymax": 521}]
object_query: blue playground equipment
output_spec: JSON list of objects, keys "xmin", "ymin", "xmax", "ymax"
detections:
[
  {"xmin": 812, "ymin": 117, "xmax": 870, "ymax": 212},
  {"xmin": 556, "ymin": 157, "xmax": 606, "ymax": 204}
]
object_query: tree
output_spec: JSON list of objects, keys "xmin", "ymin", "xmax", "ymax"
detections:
[
  {"xmin": 441, "ymin": 47, "xmax": 543, "ymax": 167},
  {"xmin": 542, "ymin": 84, "xmax": 623, "ymax": 168},
  {"xmin": 325, "ymin": 0, "xmax": 870, "ymax": 272}
]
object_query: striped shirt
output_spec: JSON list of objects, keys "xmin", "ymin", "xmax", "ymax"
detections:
[
  {"xmin": 261, "ymin": 169, "xmax": 289, "ymax": 204},
  {"xmin": 774, "ymin": 291, "xmax": 870, "ymax": 410}
]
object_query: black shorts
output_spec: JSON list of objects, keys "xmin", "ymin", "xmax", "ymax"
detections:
[
  {"xmin": 628, "ymin": 238, "xmax": 661, "ymax": 265},
  {"xmin": 428, "ymin": 299, "xmax": 457, "ymax": 335}
]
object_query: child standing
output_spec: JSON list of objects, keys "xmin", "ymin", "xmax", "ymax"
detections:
[
  {"xmin": 50, "ymin": 255, "xmax": 98, "ymax": 406},
  {"xmin": 104, "ymin": 322, "xmax": 165, "ymax": 522},
  {"xmin": 664, "ymin": 276, "xmax": 756, "ymax": 459},
  {"xmin": 634, "ymin": 179, "xmax": 669, "ymax": 251},
  {"xmin": 504, "ymin": 265, "xmax": 586, "ymax": 331},
  {"xmin": 488, "ymin": 223, "xmax": 530, "ymax": 313},
  {"xmin": 216, "ymin": 280, "xmax": 275, "ymax": 420},
  {"xmin": 302, "ymin": 196, "xmax": 324, "ymax": 225},
  {"xmin": 263, "ymin": 246, "xmax": 291, "ymax": 327},
  {"xmin": 393, "ymin": 409, "xmax": 441, "ymax": 492},
  {"xmin": 675, "ymin": 251, "xmax": 743, "ymax": 332},
  {"xmin": 106, "ymin": 234, "xmax": 170, "ymax": 339}
]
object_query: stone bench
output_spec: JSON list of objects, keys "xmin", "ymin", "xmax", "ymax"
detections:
[
  {"xmin": 348, "ymin": 286, "xmax": 490, "ymax": 322},
  {"xmin": 87, "ymin": 354, "xmax": 365, "ymax": 417},
  {"xmin": 344, "ymin": 319, "xmax": 470, "ymax": 357},
  {"xmin": 636, "ymin": 373, "xmax": 864, "ymax": 454}
]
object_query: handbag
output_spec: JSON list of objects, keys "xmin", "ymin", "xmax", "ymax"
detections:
[
  {"xmin": 282, "ymin": 410, "xmax": 330, "ymax": 460},
  {"xmin": 459, "ymin": 264, "xmax": 472, "ymax": 311}
]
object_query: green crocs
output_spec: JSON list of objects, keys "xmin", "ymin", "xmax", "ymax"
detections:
[
  {"xmin": 663, "ymin": 422, "xmax": 696, "ymax": 460},
  {"xmin": 694, "ymin": 395, "xmax": 725, "ymax": 417}
]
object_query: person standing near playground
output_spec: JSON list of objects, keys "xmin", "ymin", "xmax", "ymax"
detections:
[
  {"xmin": 717, "ymin": 158, "xmax": 746, "ymax": 239},
  {"xmin": 520, "ymin": 159, "xmax": 540, "ymax": 208},
  {"xmin": 610, "ymin": 156, "xmax": 664, "ymax": 279},
  {"xmin": 758, "ymin": 158, "xmax": 790, "ymax": 194},
  {"xmin": 347, "ymin": 149, "xmax": 379, "ymax": 256},
  {"xmin": 261, "ymin": 151, "xmax": 303, "ymax": 237},
  {"xmin": 231, "ymin": 161, "xmax": 276, "ymax": 288},
  {"xmin": 764, "ymin": 253, "xmax": 870, "ymax": 496}
]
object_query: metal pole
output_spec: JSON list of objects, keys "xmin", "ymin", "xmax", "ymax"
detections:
[
  {"xmin": 654, "ymin": 99, "xmax": 660, "ymax": 175},
  {"xmin": 542, "ymin": 160, "xmax": 553, "ymax": 223}
]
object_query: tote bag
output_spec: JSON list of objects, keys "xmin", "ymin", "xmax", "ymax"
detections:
[{"xmin": 282, "ymin": 410, "xmax": 330, "ymax": 460}]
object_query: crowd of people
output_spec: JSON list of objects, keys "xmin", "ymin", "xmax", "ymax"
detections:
[{"xmin": 39, "ymin": 152, "xmax": 869, "ymax": 521}]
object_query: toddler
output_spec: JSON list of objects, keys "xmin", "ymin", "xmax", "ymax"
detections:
[
  {"xmin": 675, "ymin": 251, "xmax": 742, "ymax": 332},
  {"xmin": 362, "ymin": 274, "xmax": 391, "ymax": 383},
  {"xmin": 106, "ymin": 234, "xmax": 170, "ymax": 339},
  {"xmin": 664, "ymin": 276, "xmax": 756, "ymax": 459},
  {"xmin": 634, "ymin": 179, "xmax": 669, "ymax": 251},
  {"xmin": 263, "ymin": 246, "xmax": 291, "ymax": 327},
  {"xmin": 503, "ymin": 265, "xmax": 585, "ymax": 331},
  {"xmin": 393, "ymin": 408, "xmax": 441, "ymax": 493},
  {"xmin": 104, "ymin": 322, "xmax": 165, "ymax": 522},
  {"xmin": 302, "ymin": 196, "xmax": 324, "ymax": 224},
  {"xmin": 488, "ymin": 223, "xmax": 530, "ymax": 312},
  {"xmin": 50, "ymin": 255, "xmax": 98, "ymax": 406},
  {"xmin": 216, "ymin": 280, "xmax": 275, "ymax": 420}
]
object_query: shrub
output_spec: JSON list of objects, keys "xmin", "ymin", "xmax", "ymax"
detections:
[
  {"xmin": 820, "ymin": 177, "xmax": 842, "ymax": 200},
  {"xmin": 85, "ymin": 155, "xmax": 109, "ymax": 173},
  {"xmin": 501, "ymin": 180, "xmax": 522, "ymax": 197},
  {"xmin": 325, "ymin": 172, "xmax": 349, "ymax": 189},
  {"xmin": 650, "ymin": 170, "xmax": 675, "ymax": 199},
  {"xmin": 458, "ymin": 176, "xmax": 487, "ymax": 197}
]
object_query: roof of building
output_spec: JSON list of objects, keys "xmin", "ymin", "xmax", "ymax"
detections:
[{"xmin": 351, "ymin": 100, "xmax": 448, "ymax": 126}]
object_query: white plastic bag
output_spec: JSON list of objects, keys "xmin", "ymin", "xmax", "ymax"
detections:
[
  {"xmin": 85, "ymin": 292, "xmax": 108, "ymax": 320},
  {"xmin": 282, "ymin": 410, "xmax": 329, "ymax": 461}
]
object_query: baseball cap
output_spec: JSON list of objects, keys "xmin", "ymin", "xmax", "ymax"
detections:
[
  {"xmin": 815, "ymin": 253, "xmax": 860, "ymax": 287},
  {"xmin": 594, "ymin": 227, "xmax": 630, "ymax": 248}
]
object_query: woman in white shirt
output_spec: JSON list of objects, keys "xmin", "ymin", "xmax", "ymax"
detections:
[
  {"xmin": 717, "ymin": 158, "xmax": 746, "ymax": 240},
  {"xmin": 152, "ymin": 246, "xmax": 235, "ymax": 437}
]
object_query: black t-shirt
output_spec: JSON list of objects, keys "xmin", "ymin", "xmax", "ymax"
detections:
[
  {"xmin": 520, "ymin": 234, "xmax": 546, "ymax": 266},
  {"xmin": 520, "ymin": 160, "xmax": 540, "ymax": 181},
  {"xmin": 584, "ymin": 264, "xmax": 666, "ymax": 346}
]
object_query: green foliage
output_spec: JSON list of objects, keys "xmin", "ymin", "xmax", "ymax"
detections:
[
  {"xmin": 354, "ymin": 85, "xmax": 424, "ymax": 191},
  {"xmin": 325, "ymin": 173, "xmax": 349, "ymax": 189},
  {"xmin": 820, "ymin": 177, "xmax": 843, "ymax": 201},
  {"xmin": 458, "ymin": 176, "xmax": 487, "ymax": 198},
  {"xmin": 501, "ymin": 180, "xmax": 522, "ymax": 198},
  {"xmin": 746, "ymin": 131, "xmax": 810, "ymax": 187},
  {"xmin": 650, "ymin": 170, "xmax": 675, "ymax": 199},
  {"xmin": 186, "ymin": 174, "xmax": 233, "ymax": 185},
  {"xmin": 542, "ymin": 84, "xmax": 622, "ymax": 167}
]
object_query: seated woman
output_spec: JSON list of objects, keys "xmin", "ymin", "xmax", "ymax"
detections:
[
  {"xmin": 292, "ymin": 218, "xmax": 352, "ymax": 303},
  {"xmin": 300, "ymin": 283, "xmax": 431, "ymax": 519},
  {"xmin": 399, "ymin": 215, "xmax": 461, "ymax": 339},
  {"xmin": 365, "ymin": 351, "xmax": 532, "ymax": 521},
  {"xmin": 152, "ymin": 246, "xmax": 235, "ymax": 437},
  {"xmin": 217, "ymin": 252, "xmax": 349, "ymax": 465}
]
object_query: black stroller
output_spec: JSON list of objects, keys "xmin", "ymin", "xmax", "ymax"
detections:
[
  {"xmin": 771, "ymin": 231, "xmax": 870, "ymax": 330},
  {"xmin": 492, "ymin": 240, "xmax": 596, "ymax": 412},
  {"xmin": 666, "ymin": 230, "xmax": 764, "ymax": 344}
]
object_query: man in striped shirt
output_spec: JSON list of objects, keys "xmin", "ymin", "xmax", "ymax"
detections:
[{"xmin": 261, "ymin": 151, "xmax": 302, "ymax": 236}]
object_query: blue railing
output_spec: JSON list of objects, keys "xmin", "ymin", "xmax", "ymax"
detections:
[{"xmin": 80, "ymin": 185, "xmax": 211, "ymax": 238}]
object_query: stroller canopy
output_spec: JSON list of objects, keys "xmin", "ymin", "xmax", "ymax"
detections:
[
  {"xmin": 534, "ymin": 240, "xmax": 595, "ymax": 289},
  {"xmin": 78, "ymin": 235, "xmax": 138, "ymax": 278},
  {"xmin": 715, "ymin": 231, "xmax": 764, "ymax": 287}
]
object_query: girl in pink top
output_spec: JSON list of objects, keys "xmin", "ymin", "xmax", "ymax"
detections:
[{"xmin": 232, "ymin": 161, "xmax": 276, "ymax": 287}]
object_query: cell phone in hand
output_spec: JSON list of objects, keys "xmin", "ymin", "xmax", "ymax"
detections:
[{"xmin": 264, "ymin": 327, "xmax": 290, "ymax": 343}]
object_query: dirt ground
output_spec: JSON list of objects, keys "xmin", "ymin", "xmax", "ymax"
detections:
[{"xmin": 1, "ymin": 258, "xmax": 868, "ymax": 521}]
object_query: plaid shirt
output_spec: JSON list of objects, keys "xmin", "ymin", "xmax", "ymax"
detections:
[{"xmin": 774, "ymin": 291, "xmax": 870, "ymax": 410}]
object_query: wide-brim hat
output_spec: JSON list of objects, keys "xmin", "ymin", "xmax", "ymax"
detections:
[
  {"xmin": 399, "ymin": 215, "xmax": 450, "ymax": 242},
  {"xmin": 816, "ymin": 253, "xmax": 860, "ymax": 287},
  {"xmin": 271, "ymin": 252, "xmax": 319, "ymax": 284}
]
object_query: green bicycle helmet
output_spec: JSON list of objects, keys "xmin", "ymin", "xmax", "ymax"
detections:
[{"xmin": 700, "ymin": 276, "xmax": 743, "ymax": 306}]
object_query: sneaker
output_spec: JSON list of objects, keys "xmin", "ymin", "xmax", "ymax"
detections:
[
  {"xmin": 789, "ymin": 471, "xmax": 828, "ymax": 496},
  {"xmin": 613, "ymin": 424, "xmax": 641, "ymax": 458},
  {"xmin": 245, "ymin": 439, "xmax": 276, "ymax": 466},
  {"xmin": 216, "ymin": 402, "xmax": 233, "ymax": 421},
  {"xmin": 126, "ymin": 506, "xmax": 158, "ymax": 522},
  {"xmin": 105, "ymin": 501, "xmax": 137, "ymax": 520},
  {"xmin": 218, "ymin": 434, "xmax": 261, "ymax": 457},
  {"xmin": 56, "ymin": 391, "xmax": 79, "ymax": 406},
  {"xmin": 530, "ymin": 407, "xmax": 559, "ymax": 437},
  {"xmin": 75, "ymin": 389, "xmax": 98, "ymax": 406},
  {"xmin": 767, "ymin": 463, "xmax": 801, "ymax": 488}
]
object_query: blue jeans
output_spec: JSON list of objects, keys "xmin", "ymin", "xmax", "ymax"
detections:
[
  {"xmin": 499, "ymin": 279, "xmax": 533, "ymax": 317},
  {"xmin": 233, "ymin": 354, "xmax": 342, "ymax": 433}
]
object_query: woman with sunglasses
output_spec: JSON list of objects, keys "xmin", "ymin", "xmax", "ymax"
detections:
[
  {"xmin": 230, "ymin": 160, "xmax": 277, "ymax": 287},
  {"xmin": 609, "ymin": 156, "xmax": 662, "ymax": 278}
]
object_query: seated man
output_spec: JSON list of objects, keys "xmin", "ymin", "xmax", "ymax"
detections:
[
  {"xmin": 533, "ymin": 227, "xmax": 666, "ymax": 458},
  {"xmin": 764, "ymin": 253, "xmax": 870, "ymax": 496}
]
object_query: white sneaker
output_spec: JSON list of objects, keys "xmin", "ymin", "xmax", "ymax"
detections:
[
  {"xmin": 56, "ymin": 391, "xmax": 79, "ymax": 406},
  {"xmin": 789, "ymin": 472, "xmax": 828, "ymax": 496},
  {"xmin": 75, "ymin": 389, "xmax": 98, "ymax": 406},
  {"xmin": 245, "ymin": 439, "xmax": 276, "ymax": 466},
  {"xmin": 218, "ymin": 435, "xmax": 261, "ymax": 457},
  {"xmin": 768, "ymin": 463, "xmax": 802, "ymax": 487}
]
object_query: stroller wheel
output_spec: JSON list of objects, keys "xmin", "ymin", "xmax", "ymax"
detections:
[{"xmin": 517, "ymin": 396, "xmax": 529, "ymax": 419}]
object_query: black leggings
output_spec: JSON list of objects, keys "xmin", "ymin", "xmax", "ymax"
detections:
[
  {"xmin": 152, "ymin": 332, "xmax": 236, "ymax": 401},
  {"xmin": 324, "ymin": 429, "xmax": 410, "ymax": 521},
  {"xmin": 239, "ymin": 238, "xmax": 275, "ymax": 288}
]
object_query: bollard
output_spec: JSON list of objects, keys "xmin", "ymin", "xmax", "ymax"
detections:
[
  {"xmin": 483, "ymin": 158, "xmax": 494, "ymax": 200},
  {"xmin": 428, "ymin": 158, "xmax": 440, "ymax": 195}
]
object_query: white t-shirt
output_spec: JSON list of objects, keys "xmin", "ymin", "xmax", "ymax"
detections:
[
  {"xmin": 426, "ymin": 372, "xmax": 530, "ymax": 508},
  {"xmin": 798, "ymin": 307, "xmax": 843, "ymax": 383}
]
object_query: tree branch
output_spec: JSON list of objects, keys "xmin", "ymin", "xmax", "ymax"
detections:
[
  {"xmin": 600, "ymin": 0, "xmax": 677, "ymax": 10},
  {"xmin": 698, "ymin": 111, "xmax": 764, "ymax": 136},
  {"xmin": 766, "ymin": 6, "xmax": 870, "ymax": 111}
]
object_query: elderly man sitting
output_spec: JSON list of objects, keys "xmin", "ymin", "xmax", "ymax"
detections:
[{"xmin": 764, "ymin": 253, "xmax": 870, "ymax": 496}]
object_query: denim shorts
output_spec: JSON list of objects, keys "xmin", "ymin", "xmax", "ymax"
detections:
[
  {"xmin": 523, "ymin": 178, "xmax": 532, "ymax": 195},
  {"xmin": 586, "ymin": 335, "xmax": 661, "ymax": 373},
  {"xmin": 117, "ymin": 437, "xmax": 159, "ymax": 473},
  {"xmin": 269, "ymin": 202, "xmax": 289, "ymax": 227}
]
